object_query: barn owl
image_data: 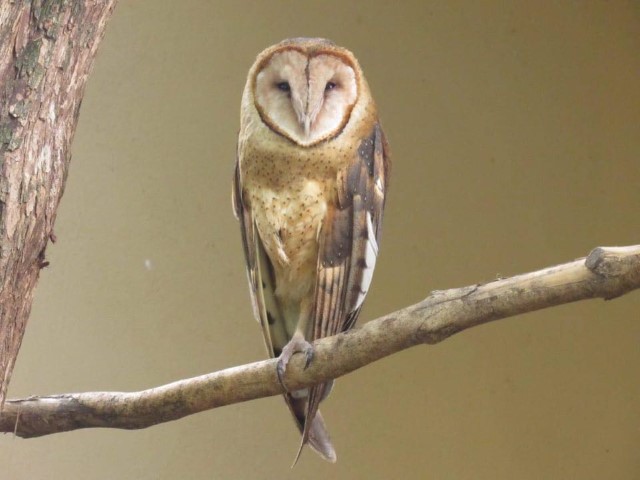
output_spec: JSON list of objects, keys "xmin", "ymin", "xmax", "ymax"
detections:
[{"xmin": 232, "ymin": 38, "xmax": 390, "ymax": 463}]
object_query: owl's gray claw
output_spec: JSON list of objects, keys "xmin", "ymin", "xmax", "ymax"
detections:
[
  {"xmin": 276, "ymin": 334, "xmax": 314, "ymax": 390},
  {"xmin": 303, "ymin": 347, "xmax": 314, "ymax": 369}
]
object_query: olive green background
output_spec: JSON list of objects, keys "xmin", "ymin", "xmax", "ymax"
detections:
[{"xmin": 3, "ymin": 1, "xmax": 639, "ymax": 479}]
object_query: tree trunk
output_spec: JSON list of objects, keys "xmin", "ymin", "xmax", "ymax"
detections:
[{"xmin": 0, "ymin": 0, "xmax": 118, "ymax": 406}]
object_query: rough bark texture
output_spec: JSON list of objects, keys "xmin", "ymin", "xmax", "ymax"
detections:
[
  {"xmin": 1, "ymin": 245, "xmax": 638, "ymax": 438},
  {"xmin": 0, "ymin": 0, "xmax": 117, "ymax": 406}
]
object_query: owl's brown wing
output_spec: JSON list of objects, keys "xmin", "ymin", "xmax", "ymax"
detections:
[
  {"xmin": 233, "ymin": 159, "xmax": 337, "ymax": 463},
  {"xmin": 232, "ymin": 160, "xmax": 279, "ymax": 357},
  {"xmin": 299, "ymin": 122, "xmax": 391, "ymax": 456}
]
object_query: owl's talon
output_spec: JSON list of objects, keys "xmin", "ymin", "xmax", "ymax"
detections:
[
  {"xmin": 276, "ymin": 360, "xmax": 287, "ymax": 387},
  {"xmin": 276, "ymin": 334, "xmax": 314, "ymax": 390},
  {"xmin": 303, "ymin": 347, "xmax": 314, "ymax": 370}
]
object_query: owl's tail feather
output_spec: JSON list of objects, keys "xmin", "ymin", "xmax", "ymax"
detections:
[{"xmin": 285, "ymin": 393, "xmax": 336, "ymax": 466}]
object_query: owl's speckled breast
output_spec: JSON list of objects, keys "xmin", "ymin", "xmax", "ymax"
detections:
[{"xmin": 241, "ymin": 139, "xmax": 351, "ymax": 302}]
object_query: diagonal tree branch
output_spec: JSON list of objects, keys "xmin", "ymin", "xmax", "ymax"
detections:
[{"xmin": 1, "ymin": 244, "xmax": 639, "ymax": 438}]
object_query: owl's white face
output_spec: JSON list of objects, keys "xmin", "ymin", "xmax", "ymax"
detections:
[{"xmin": 253, "ymin": 49, "xmax": 358, "ymax": 147}]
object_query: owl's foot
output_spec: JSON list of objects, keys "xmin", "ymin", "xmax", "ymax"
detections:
[{"xmin": 276, "ymin": 332, "xmax": 314, "ymax": 389}]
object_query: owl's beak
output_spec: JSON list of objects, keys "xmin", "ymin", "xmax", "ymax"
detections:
[
  {"xmin": 295, "ymin": 112, "xmax": 313, "ymax": 138},
  {"xmin": 303, "ymin": 116, "xmax": 312, "ymax": 137},
  {"xmin": 296, "ymin": 95, "xmax": 320, "ymax": 138}
]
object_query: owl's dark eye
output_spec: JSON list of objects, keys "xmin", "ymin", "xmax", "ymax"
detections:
[
  {"xmin": 276, "ymin": 81, "xmax": 291, "ymax": 92},
  {"xmin": 325, "ymin": 81, "xmax": 337, "ymax": 91}
]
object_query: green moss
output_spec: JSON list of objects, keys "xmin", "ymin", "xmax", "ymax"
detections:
[
  {"xmin": 32, "ymin": 0, "xmax": 70, "ymax": 39},
  {"xmin": 15, "ymin": 38, "xmax": 47, "ymax": 89},
  {"xmin": 33, "ymin": 0, "xmax": 66, "ymax": 23},
  {"xmin": 9, "ymin": 99, "xmax": 30, "ymax": 120},
  {"xmin": 0, "ymin": 123, "xmax": 12, "ymax": 146},
  {"xmin": 16, "ymin": 39, "xmax": 43, "ymax": 78},
  {"xmin": 28, "ymin": 64, "xmax": 45, "ymax": 89},
  {"xmin": 0, "ymin": 121, "xmax": 23, "ymax": 152}
]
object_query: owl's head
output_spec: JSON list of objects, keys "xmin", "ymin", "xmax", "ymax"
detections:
[{"xmin": 248, "ymin": 38, "xmax": 364, "ymax": 147}]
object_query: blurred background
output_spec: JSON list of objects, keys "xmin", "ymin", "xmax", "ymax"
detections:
[{"xmin": 3, "ymin": 1, "xmax": 639, "ymax": 479}]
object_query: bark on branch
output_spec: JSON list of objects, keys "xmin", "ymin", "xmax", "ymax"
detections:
[
  {"xmin": 0, "ymin": 0, "xmax": 118, "ymax": 407},
  {"xmin": 1, "ymin": 244, "xmax": 639, "ymax": 438}
]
